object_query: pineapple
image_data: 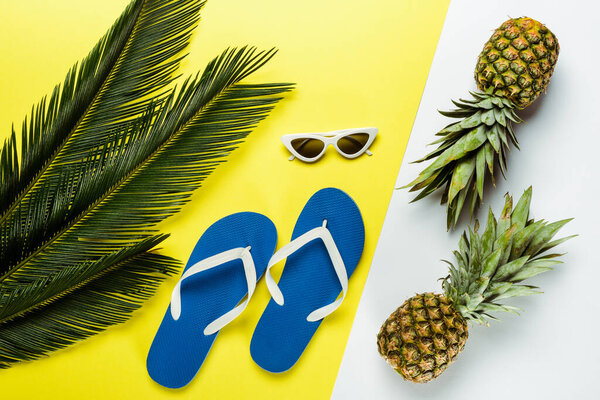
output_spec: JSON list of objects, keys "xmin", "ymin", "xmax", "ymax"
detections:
[
  {"xmin": 377, "ymin": 188, "xmax": 573, "ymax": 383},
  {"xmin": 404, "ymin": 17, "xmax": 559, "ymax": 229}
]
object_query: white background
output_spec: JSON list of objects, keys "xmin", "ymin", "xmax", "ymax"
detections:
[{"xmin": 333, "ymin": 0, "xmax": 600, "ymax": 398}]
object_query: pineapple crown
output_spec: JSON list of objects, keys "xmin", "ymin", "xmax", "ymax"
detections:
[
  {"xmin": 441, "ymin": 187, "xmax": 574, "ymax": 325},
  {"xmin": 404, "ymin": 89, "xmax": 523, "ymax": 230}
]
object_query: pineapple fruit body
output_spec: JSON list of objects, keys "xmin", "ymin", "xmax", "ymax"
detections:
[
  {"xmin": 475, "ymin": 17, "xmax": 559, "ymax": 108},
  {"xmin": 377, "ymin": 293, "xmax": 468, "ymax": 383}
]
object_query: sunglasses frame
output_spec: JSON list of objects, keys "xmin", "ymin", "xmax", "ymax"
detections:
[{"xmin": 281, "ymin": 127, "xmax": 378, "ymax": 163}]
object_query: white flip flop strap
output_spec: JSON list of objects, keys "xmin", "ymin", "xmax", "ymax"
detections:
[
  {"xmin": 265, "ymin": 220, "xmax": 348, "ymax": 322},
  {"xmin": 170, "ymin": 246, "xmax": 256, "ymax": 336}
]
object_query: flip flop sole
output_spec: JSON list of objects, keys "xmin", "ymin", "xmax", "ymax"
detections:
[
  {"xmin": 250, "ymin": 188, "xmax": 365, "ymax": 373},
  {"xmin": 147, "ymin": 212, "xmax": 277, "ymax": 388}
]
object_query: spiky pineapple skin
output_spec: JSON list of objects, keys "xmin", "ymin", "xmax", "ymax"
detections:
[
  {"xmin": 377, "ymin": 293, "xmax": 468, "ymax": 383},
  {"xmin": 475, "ymin": 17, "xmax": 559, "ymax": 108}
]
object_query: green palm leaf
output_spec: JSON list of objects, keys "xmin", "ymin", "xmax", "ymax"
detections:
[
  {"xmin": 0, "ymin": 236, "xmax": 179, "ymax": 367},
  {"xmin": 0, "ymin": 0, "xmax": 293, "ymax": 368},
  {"xmin": 0, "ymin": 0, "xmax": 203, "ymax": 224}
]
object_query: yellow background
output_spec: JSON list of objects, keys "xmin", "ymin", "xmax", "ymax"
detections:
[{"xmin": 0, "ymin": 0, "xmax": 449, "ymax": 398}]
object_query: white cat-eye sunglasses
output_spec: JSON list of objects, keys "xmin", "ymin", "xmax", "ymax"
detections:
[{"xmin": 281, "ymin": 127, "xmax": 378, "ymax": 163}]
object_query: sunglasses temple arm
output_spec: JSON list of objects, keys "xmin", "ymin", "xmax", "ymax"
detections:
[
  {"xmin": 366, "ymin": 149, "xmax": 373, "ymax": 156},
  {"xmin": 288, "ymin": 154, "xmax": 296, "ymax": 161}
]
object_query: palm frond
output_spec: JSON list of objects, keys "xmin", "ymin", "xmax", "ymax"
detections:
[
  {"xmin": 0, "ymin": 0, "xmax": 204, "ymax": 224},
  {"xmin": 0, "ymin": 236, "xmax": 178, "ymax": 368}
]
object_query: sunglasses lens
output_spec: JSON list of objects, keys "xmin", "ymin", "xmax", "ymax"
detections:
[
  {"xmin": 291, "ymin": 138, "xmax": 325, "ymax": 159},
  {"xmin": 337, "ymin": 133, "xmax": 370, "ymax": 155}
]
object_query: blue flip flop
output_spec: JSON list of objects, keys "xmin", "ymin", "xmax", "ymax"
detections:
[
  {"xmin": 250, "ymin": 188, "xmax": 365, "ymax": 373},
  {"xmin": 147, "ymin": 212, "xmax": 277, "ymax": 388}
]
